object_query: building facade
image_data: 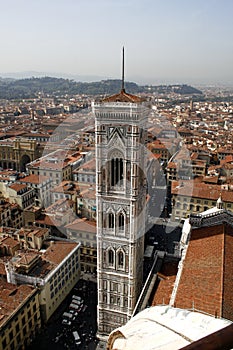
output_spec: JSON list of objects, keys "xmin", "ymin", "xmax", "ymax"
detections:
[
  {"xmin": 0, "ymin": 137, "xmax": 42, "ymax": 172},
  {"xmin": 5, "ymin": 240, "xmax": 81, "ymax": 322},
  {"xmin": 27, "ymin": 149, "xmax": 83, "ymax": 186},
  {"xmin": 171, "ymin": 179, "xmax": 233, "ymax": 221},
  {"xmin": 0, "ymin": 198, "xmax": 23, "ymax": 228},
  {"xmin": 0, "ymin": 281, "xmax": 41, "ymax": 350},
  {"xmin": 66, "ymin": 217, "xmax": 97, "ymax": 275},
  {"xmin": 93, "ymin": 88, "xmax": 150, "ymax": 337}
]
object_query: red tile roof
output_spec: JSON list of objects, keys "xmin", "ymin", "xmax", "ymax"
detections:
[
  {"xmin": 19, "ymin": 174, "xmax": 49, "ymax": 184},
  {"xmin": 42, "ymin": 241, "xmax": 78, "ymax": 265},
  {"xmin": 171, "ymin": 180, "xmax": 233, "ymax": 202},
  {"xmin": 102, "ymin": 89, "xmax": 144, "ymax": 103},
  {"xmin": 66, "ymin": 217, "xmax": 96, "ymax": 234},
  {"xmin": 174, "ymin": 223, "xmax": 233, "ymax": 320},
  {"xmin": 152, "ymin": 260, "xmax": 179, "ymax": 306},
  {"xmin": 0, "ymin": 281, "xmax": 37, "ymax": 326},
  {"xmin": 9, "ymin": 183, "xmax": 28, "ymax": 192},
  {"xmin": 0, "ymin": 236, "xmax": 19, "ymax": 248}
]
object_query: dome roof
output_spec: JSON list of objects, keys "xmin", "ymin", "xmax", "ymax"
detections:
[{"xmin": 107, "ymin": 305, "xmax": 232, "ymax": 350}]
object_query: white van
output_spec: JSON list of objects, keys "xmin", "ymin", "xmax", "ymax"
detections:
[{"xmin": 73, "ymin": 331, "xmax": 81, "ymax": 345}]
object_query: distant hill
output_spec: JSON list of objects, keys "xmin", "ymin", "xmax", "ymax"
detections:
[
  {"xmin": 142, "ymin": 84, "xmax": 203, "ymax": 95},
  {"xmin": 0, "ymin": 76, "xmax": 202, "ymax": 99}
]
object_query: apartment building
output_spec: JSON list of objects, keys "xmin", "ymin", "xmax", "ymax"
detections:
[
  {"xmin": 72, "ymin": 158, "xmax": 96, "ymax": 184},
  {"xmin": 19, "ymin": 174, "xmax": 52, "ymax": 208},
  {"xmin": 66, "ymin": 217, "xmax": 97, "ymax": 275},
  {"xmin": 7, "ymin": 184, "xmax": 35, "ymax": 209},
  {"xmin": 0, "ymin": 280, "xmax": 41, "ymax": 350},
  {"xmin": 51, "ymin": 180, "xmax": 80, "ymax": 207},
  {"xmin": 27, "ymin": 149, "xmax": 83, "ymax": 186},
  {"xmin": 34, "ymin": 198, "xmax": 76, "ymax": 236},
  {"xmin": 5, "ymin": 240, "xmax": 81, "ymax": 322},
  {"xmin": 0, "ymin": 198, "xmax": 23, "ymax": 228},
  {"xmin": 171, "ymin": 179, "xmax": 233, "ymax": 220}
]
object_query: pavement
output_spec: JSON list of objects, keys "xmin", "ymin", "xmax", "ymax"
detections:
[{"xmin": 27, "ymin": 279, "xmax": 98, "ymax": 349}]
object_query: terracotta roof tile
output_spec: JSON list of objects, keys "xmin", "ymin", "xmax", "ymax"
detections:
[
  {"xmin": 174, "ymin": 223, "xmax": 233, "ymax": 320},
  {"xmin": 0, "ymin": 236, "xmax": 19, "ymax": 248},
  {"xmin": 42, "ymin": 241, "xmax": 78, "ymax": 265},
  {"xmin": 0, "ymin": 281, "xmax": 36, "ymax": 326},
  {"xmin": 102, "ymin": 89, "xmax": 144, "ymax": 103},
  {"xmin": 9, "ymin": 183, "xmax": 28, "ymax": 192},
  {"xmin": 19, "ymin": 174, "xmax": 49, "ymax": 184},
  {"xmin": 152, "ymin": 260, "xmax": 179, "ymax": 306},
  {"xmin": 171, "ymin": 180, "xmax": 233, "ymax": 202},
  {"xmin": 66, "ymin": 217, "xmax": 96, "ymax": 234}
]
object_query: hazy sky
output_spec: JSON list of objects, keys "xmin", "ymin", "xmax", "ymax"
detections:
[{"xmin": 1, "ymin": 0, "xmax": 233, "ymax": 85}]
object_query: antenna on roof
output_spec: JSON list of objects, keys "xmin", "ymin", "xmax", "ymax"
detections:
[{"xmin": 121, "ymin": 46, "xmax": 125, "ymax": 92}]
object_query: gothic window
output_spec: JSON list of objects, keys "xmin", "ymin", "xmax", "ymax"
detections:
[
  {"xmin": 108, "ymin": 249, "xmax": 114, "ymax": 266},
  {"xmin": 111, "ymin": 158, "xmax": 123, "ymax": 186},
  {"xmin": 108, "ymin": 212, "xmax": 114, "ymax": 229},
  {"xmin": 117, "ymin": 250, "xmax": 124, "ymax": 269},
  {"xmin": 118, "ymin": 213, "xmax": 125, "ymax": 230}
]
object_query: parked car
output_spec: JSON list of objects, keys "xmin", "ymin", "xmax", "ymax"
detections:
[
  {"xmin": 69, "ymin": 309, "xmax": 78, "ymax": 317},
  {"xmin": 62, "ymin": 312, "xmax": 73, "ymax": 319},
  {"xmin": 62, "ymin": 319, "xmax": 71, "ymax": 326},
  {"xmin": 71, "ymin": 298, "xmax": 83, "ymax": 306},
  {"xmin": 73, "ymin": 331, "xmax": 81, "ymax": 345},
  {"xmin": 72, "ymin": 295, "xmax": 82, "ymax": 302},
  {"xmin": 70, "ymin": 303, "xmax": 80, "ymax": 310}
]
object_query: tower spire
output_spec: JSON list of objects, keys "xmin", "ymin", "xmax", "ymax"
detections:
[{"xmin": 121, "ymin": 46, "xmax": 125, "ymax": 92}]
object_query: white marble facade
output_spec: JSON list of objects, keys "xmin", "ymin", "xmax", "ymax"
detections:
[{"xmin": 93, "ymin": 92, "xmax": 150, "ymax": 338}]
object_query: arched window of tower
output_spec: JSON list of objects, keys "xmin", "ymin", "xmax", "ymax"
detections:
[
  {"xmin": 117, "ymin": 250, "xmax": 124, "ymax": 269},
  {"xmin": 111, "ymin": 158, "xmax": 124, "ymax": 187},
  {"xmin": 108, "ymin": 212, "xmax": 115, "ymax": 229},
  {"xmin": 118, "ymin": 212, "xmax": 125, "ymax": 231},
  {"xmin": 108, "ymin": 248, "xmax": 115, "ymax": 266}
]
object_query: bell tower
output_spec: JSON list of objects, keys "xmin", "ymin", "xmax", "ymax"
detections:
[{"xmin": 93, "ymin": 49, "xmax": 150, "ymax": 338}]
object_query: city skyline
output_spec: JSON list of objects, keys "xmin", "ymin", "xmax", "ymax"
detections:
[{"xmin": 1, "ymin": 0, "xmax": 233, "ymax": 85}]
